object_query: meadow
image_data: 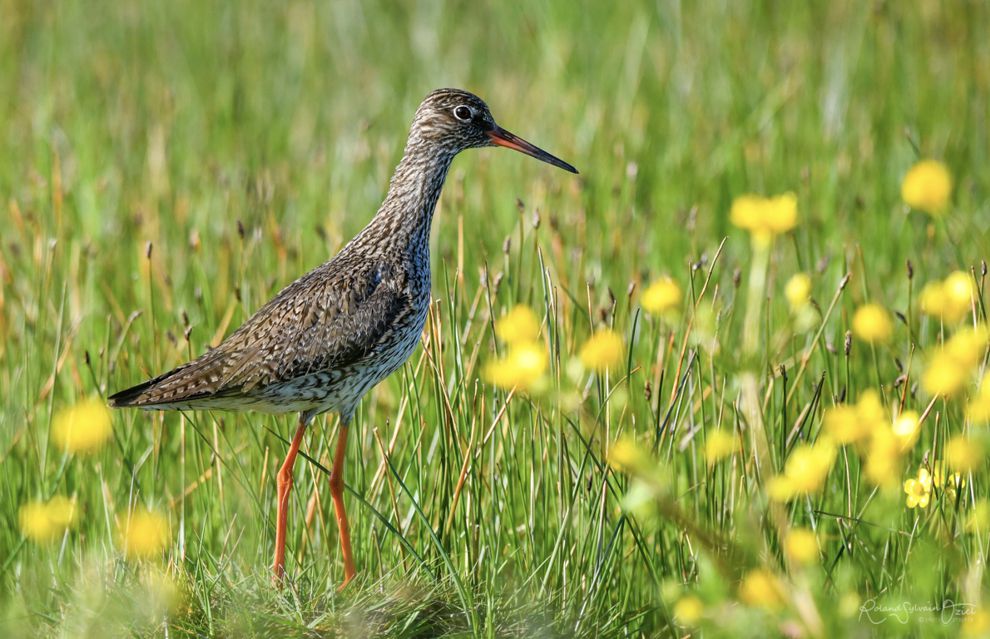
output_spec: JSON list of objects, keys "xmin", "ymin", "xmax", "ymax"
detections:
[{"xmin": 2, "ymin": 1, "xmax": 989, "ymax": 637}]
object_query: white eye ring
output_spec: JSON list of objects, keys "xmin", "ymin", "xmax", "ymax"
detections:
[{"xmin": 453, "ymin": 105, "xmax": 472, "ymax": 121}]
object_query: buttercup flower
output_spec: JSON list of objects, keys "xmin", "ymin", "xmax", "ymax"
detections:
[
  {"xmin": 579, "ymin": 329, "xmax": 624, "ymax": 372},
  {"xmin": 967, "ymin": 376, "xmax": 990, "ymax": 423},
  {"xmin": 864, "ymin": 426, "xmax": 902, "ymax": 487},
  {"xmin": 117, "ymin": 508, "xmax": 170, "ymax": 560},
  {"xmin": 19, "ymin": 496, "xmax": 78, "ymax": 544},
  {"xmin": 730, "ymin": 193, "xmax": 798, "ymax": 246},
  {"xmin": 495, "ymin": 305, "xmax": 541, "ymax": 344},
  {"xmin": 903, "ymin": 467, "xmax": 932, "ymax": 509},
  {"xmin": 922, "ymin": 351, "xmax": 969, "ymax": 397},
  {"xmin": 891, "ymin": 411, "xmax": 921, "ymax": 452},
  {"xmin": 641, "ymin": 276, "xmax": 682, "ymax": 317},
  {"xmin": 483, "ymin": 341, "xmax": 548, "ymax": 391},
  {"xmin": 784, "ymin": 528, "xmax": 819, "ymax": 565},
  {"xmin": 672, "ymin": 595, "xmax": 704, "ymax": 626},
  {"xmin": 704, "ymin": 429, "xmax": 738, "ymax": 466},
  {"xmin": 767, "ymin": 440, "xmax": 836, "ymax": 502},
  {"xmin": 51, "ymin": 397, "xmax": 113, "ymax": 454},
  {"xmin": 784, "ymin": 273, "xmax": 812, "ymax": 311},
  {"xmin": 945, "ymin": 435, "xmax": 983, "ymax": 473},
  {"xmin": 852, "ymin": 304, "xmax": 893, "ymax": 344},
  {"xmin": 932, "ymin": 462, "xmax": 965, "ymax": 501},
  {"xmin": 739, "ymin": 569, "xmax": 786, "ymax": 610},
  {"xmin": 920, "ymin": 271, "xmax": 975, "ymax": 324},
  {"xmin": 901, "ymin": 160, "xmax": 952, "ymax": 216}
]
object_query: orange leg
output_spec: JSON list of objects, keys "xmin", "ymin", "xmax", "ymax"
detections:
[
  {"xmin": 272, "ymin": 415, "xmax": 308, "ymax": 583},
  {"xmin": 329, "ymin": 423, "xmax": 356, "ymax": 588}
]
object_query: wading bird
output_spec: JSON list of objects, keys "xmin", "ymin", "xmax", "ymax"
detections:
[{"xmin": 109, "ymin": 88, "xmax": 577, "ymax": 587}]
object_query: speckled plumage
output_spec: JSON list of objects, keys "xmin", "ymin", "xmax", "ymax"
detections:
[
  {"xmin": 108, "ymin": 88, "xmax": 576, "ymax": 585},
  {"xmin": 111, "ymin": 90, "xmax": 497, "ymax": 421}
]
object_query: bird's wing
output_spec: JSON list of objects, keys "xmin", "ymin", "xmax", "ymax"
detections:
[{"xmin": 109, "ymin": 259, "xmax": 410, "ymax": 408}]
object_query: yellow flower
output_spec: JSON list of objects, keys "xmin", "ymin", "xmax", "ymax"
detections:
[
  {"xmin": 864, "ymin": 425, "xmax": 902, "ymax": 487},
  {"xmin": 767, "ymin": 440, "xmax": 836, "ymax": 502},
  {"xmin": 921, "ymin": 272, "xmax": 975, "ymax": 324},
  {"xmin": 117, "ymin": 508, "xmax": 170, "ymax": 560},
  {"xmin": 823, "ymin": 405, "xmax": 868, "ymax": 445},
  {"xmin": 672, "ymin": 595, "xmax": 704, "ymax": 626},
  {"xmin": 967, "ymin": 376, "xmax": 990, "ymax": 423},
  {"xmin": 784, "ymin": 273, "xmax": 812, "ymax": 311},
  {"xmin": 903, "ymin": 467, "xmax": 933, "ymax": 509},
  {"xmin": 891, "ymin": 410, "xmax": 921, "ymax": 452},
  {"xmin": 962, "ymin": 608, "xmax": 990, "ymax": 638},
  {"xmin": 901, "ymin": 160, "xmax": 952, "ymax": 216},
  {"xmin": 922, "ymin": 351, "xmax": 968, "ymax": 397},
  {"xmin": 945, "ymin": 325, "xmax": 990, "ymax": 369},
  {"xmin": 932, "ymin": 461, "xmax": 965, "ymax": 501},
  {"xmin": 51, "ymin": 397, "xmax": 113, "ymax": 454},
  {"xmin": 19, "ymin": 496, "xmax": 78, "ymax": 544},
  {"xmin": 784, "ymin": 528, "xmax": 819, "ymax": 565},
  {"xmin": 852, "ymin": 304, "xmax": 893, "ymax": 344},
  {"xmin": 856, "ymin": 390, "xmax": 888, "ymax": 431},
  {"xmin": 607, "ymin": 437, "xmax": 652, "ymax": 473},
  {"xmin": 704, "ymin": 429, "xmax": 738, "ymax": 466},
  {"xmin": 730, "ymin": 192, "xmax": 798, "ymax": 246},
  {"xmin": 738, "ymin": 569, "xmax": 786, "ymax": 610},
  {"xmin": 965, "ymin": 500, "xmax": 990, "ymax": 533},
  {"xmin": 946, "ymin": 435, "xmax": 984, "ymax": 473},
  {"xmin": 579, "ymin": 329, "xmax": 624, "ymax": 372},
  {"xmin": 641, "ymin": 276, "xmax": 682, "ymax": 317},
  {"xmin": 483, "ymin": 341, "xmax": 548, "ymax": 391},
  {"xmin": 495, "ymin": 305, "xmax": 540, "ymax": 344}
]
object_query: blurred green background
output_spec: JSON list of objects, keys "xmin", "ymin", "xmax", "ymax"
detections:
[{"xmin": 2, "ymin": 0, "xmax": 989, "ymax": 637}]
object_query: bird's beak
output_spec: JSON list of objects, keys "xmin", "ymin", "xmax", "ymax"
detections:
[{"xmin": 486, "ymin": 126, "xmax": 578, "ymax": 174}]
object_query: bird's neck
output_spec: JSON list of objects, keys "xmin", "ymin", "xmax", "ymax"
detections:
[{"xmin": 366, "ymin": 138, "xmax": 455, "ymax": 257}]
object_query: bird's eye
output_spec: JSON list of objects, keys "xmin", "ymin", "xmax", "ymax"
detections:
[{"xmin": 453, "ymin": 105, "xmax": 472, "ymax": 121}]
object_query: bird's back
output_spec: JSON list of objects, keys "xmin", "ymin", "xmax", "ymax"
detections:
[{"xmin": 109, "ymin": 240, "xmax": 430, "ymax": 418}]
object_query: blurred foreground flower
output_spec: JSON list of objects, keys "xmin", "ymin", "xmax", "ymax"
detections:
[
  {"xmin": 784, "ymin": 273, "xmax": 812, "ymax": 311},
  {"xmin": 495, "ymin": 305, "xmax": 540, "ymax": 344},
  {"xmin": 608, "ymin": 437, "xmax": 654, "ymax": 475},
  {"xmin": 767, "ymin": 440, "xmax": 836, "ymax": 502},
  {"xmin": 968, "ymin": 376, "xmax": 990, "ymax": 423},
  {"xmin": 963, "ymin": 608, "xmax": 990, "ymax": 638},
  {"xmin": 52, "ymin": 397, "xmax": 113, "ymax": 454},
  {"xmin": 672, "ymin": 595, "xmax": 704, "ymax": 626},
  {"xmin": 852, "ymin": 303, "xmax": 893, "ymax": 344},
  {"xmin": 920, "ymin": 271, "xmax": 975, "ymax": 324},
  {"xmin": 901, "ymin": 160, "xmax": 952, "ymax": 216},
  {"xmin": 117, "ymin": 508, "xmax": 170, "ymax": 560},
  {"xmin": 730, "ymin": 192, "xmax": 798, "ymax": 247},
  {"xmin": 903, "ymin": 467, "xmax": 932, "ymax": 509},
  {"xmin": 641, "ymin": 276, "xmax": 682, "ymax": 317},
  {"xmin": 579, "ymin": 329, "xmax": 624, "ymax": 372},
  {"xmin": 891, "ymin": 411, "xmax": 921, "ymax": 452},
  {"xmin": 19, "ymin": 496, "xmax": 78, "ymax": 544},
  {"xmin": 738, "ymin": 569, "xmax": 786, "ymax": 610},
  {"xmin": 784, "ymin": 528, "xmax": 819, "ymax": 565},
  {"xmin": 922, "ymin": 324, "xmax": 987, "ymax": 398},
  {"xmin": 483, "ymin": 341, "xmax": 547, "ymax": 392},
  {"xmin": 946, "ymin": 435, "xmax": 984, "ymax": 473},
  {"xmin": 704, "ymin": 429, "xmax": 738, "ymax": 466},
  {"xmin": 966, "ymin": 500, "xmax": 990, "ymax": 533},
  {"xmin": 863, "ymin": 426, "xmax": 902, "ymax": 486},
  {"xmin": 823, "ymin": 390, "xmax": 886, "ymax": 445}
]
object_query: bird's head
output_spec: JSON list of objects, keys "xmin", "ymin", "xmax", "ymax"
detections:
[{"xmin": 410, "ymin": 88, "xmax": 578, "ymax": 174}]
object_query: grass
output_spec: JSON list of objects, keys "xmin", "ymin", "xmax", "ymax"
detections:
[{"xmin": 1, "ymin": 0, "xmax": 989, "ymax": 636}]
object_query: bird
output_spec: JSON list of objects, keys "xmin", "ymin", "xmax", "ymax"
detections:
[{"xmin": 108, "ymin": 88, "xmax": 577, "ymax": 587}]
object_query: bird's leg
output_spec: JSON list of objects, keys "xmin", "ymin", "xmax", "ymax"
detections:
[
  {"xmin": 272, "ymin": 415, "xmax": 308, "ymax": 584},
  {"xmin": 329, "ymin": 421, "xmax": 356, "ymax": 589}
]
